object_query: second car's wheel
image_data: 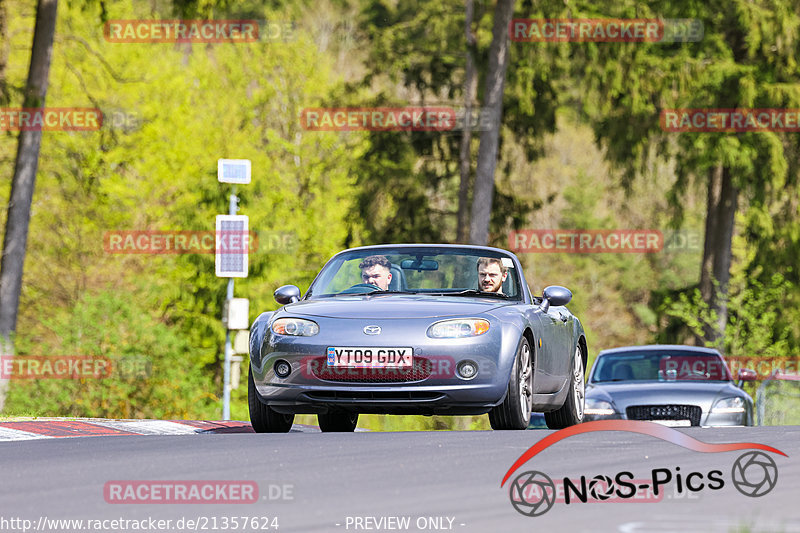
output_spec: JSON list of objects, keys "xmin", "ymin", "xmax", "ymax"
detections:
[
  {"xmin": 248, "ymin": 371, "xmax": 294, "ymax": 433},
  {"xmin": 489, "ymin": 337, "xmax": 533, "ymax": 430},
  {"xmin": 318, "ymin": 412, "xmax": 359, "ymax": 432},
  {"xmin": 545, "ymin": 345, "xmax": 585, "ymax": 429}
]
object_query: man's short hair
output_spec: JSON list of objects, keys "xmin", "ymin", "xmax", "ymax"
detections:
[
  {"xmin": 359, "ymin": 255, "xmax": 391, "ymax": 271},
  {"xmin": 477, "ymin": 257, "xmax": 508, "ymax": 274}
]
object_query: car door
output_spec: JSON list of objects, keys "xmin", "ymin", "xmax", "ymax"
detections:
[{"xmin": 535, "ymin": 304, "xmax": 573, "ymax": 393}]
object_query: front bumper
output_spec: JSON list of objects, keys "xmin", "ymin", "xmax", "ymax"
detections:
[
  {"xmin": 583, "ymin": 408, "xmax": 750, "ymax": 427},
  {"xmin": 250, "ymin": 317, "xmax": 520, "ymax": 415}
]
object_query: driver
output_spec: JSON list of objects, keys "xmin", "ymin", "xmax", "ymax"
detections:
[
  {"xmin": 359, "ymin": 255, "xmax": 393, "ymax": 290},
  {"xmin": 477, "ymin": 257, "xmax": 507, "ymax": 293}
]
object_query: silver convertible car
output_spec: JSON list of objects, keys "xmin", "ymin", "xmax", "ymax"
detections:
[
  {"xmin": 248, "ymin": 244, "xmax": 587, "ymax": 432},
  {"xmin": 584, "ymin": 345, "xmax": 757, "ymax": 426}
]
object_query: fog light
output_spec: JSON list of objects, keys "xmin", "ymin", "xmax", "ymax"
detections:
[
  {"xmin": 457, "ymin": 360, "xmax": 478, "ymax": 380},
  {"xmin": 274, "ymin": 360, "xmax": 291, "ymax": 378}
]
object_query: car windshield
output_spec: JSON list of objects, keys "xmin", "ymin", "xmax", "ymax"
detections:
[
  {"xmin": 590, "ymin": 350, "xmax": 732, "ymax": 383},
  {"xmin": 306, "ymin": 247, "xmax": 522, "ymax": 300}
]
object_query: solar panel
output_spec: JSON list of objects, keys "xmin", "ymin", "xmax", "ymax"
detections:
[{"xmin": 215, "ymin": 215, "xmax": 249, "ymax": 277}]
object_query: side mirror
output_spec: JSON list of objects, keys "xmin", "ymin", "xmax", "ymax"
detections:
[
  {"xmin": 737, "ymin": 368, "xmax": 757, "ymax": 387},
  {"xmin": 274, "ymin": 285, "xmax": 301, "ymax": 305},
  {"xmin": 543, "ymin": 286, "xmax": 572, "ymax": 307}
]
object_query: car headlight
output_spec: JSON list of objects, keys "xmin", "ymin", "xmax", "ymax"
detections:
[
  {"xmin": 427, "ymin": 319, "xmax": 490, "ymax": 338},
  {"xmin": 271, "ymin": 318, "xmax": 319, "ymax": 337},
  {"xmin": 711, "ymin": 396, "xmax": 745, "ymax": 414},
  {"xmin": 584, "ymin": 399, "xmax": 616, "ymax": 416}
]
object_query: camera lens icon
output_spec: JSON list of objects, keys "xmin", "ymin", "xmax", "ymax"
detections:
[
  {"xmin": 509, "ymin": 471, "xmax": 556, "ymax": 517},
  {"xmin": 588, "ymin": 475, "xmax": 615, "ymax": 501},
  {"xmin": 732, "ymin": 451, "xmax": 778, "ymax": 497}
]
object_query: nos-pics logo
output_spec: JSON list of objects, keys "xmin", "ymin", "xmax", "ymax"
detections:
[{"xmin": 501, "ymin": 420, "xmax": 785, "ymax": 517}]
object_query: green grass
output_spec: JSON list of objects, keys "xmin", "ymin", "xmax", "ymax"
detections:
[
  {"xmin": 0, "ymin": 410, "xmax": 47, "ymax": 421},
  {"xmin": 294, "ymin": 414, "xmax": 492, "ymax": 431}
]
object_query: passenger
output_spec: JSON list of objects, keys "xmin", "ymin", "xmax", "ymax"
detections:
[{"xmin": 477, "ymin": 257, "xmax": 507, "ymax": 293}]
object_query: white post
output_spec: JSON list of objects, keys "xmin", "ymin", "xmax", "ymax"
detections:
[
  {"xmin": 217, "ymin": 160, "xmax": 250, "ymax": 421},
  {"xmin": 223, "ymin": 187, "xmax": 237, "ymax": 420}
]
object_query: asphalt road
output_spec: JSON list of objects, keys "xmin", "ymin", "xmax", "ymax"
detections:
[{"xmin": 0, "ymin": 426, "xmax": 797, "ymax": 533}]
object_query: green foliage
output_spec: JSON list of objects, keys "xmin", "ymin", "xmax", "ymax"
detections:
[
  {"xmin": 349, "ymin": 0, "xmax": 555, "ymax": 244},
  {"xmin": 658, "ymin": 273, "xmax": 794, "ymax": 358},
  {"xmin": 3, "ymin": 0, "xmax": 363, "ymax": 419},
  {"xmin": 5, "ymin": 290, "xmax": 216, "ymax": 418},
  {"xmin": 758, "ymin": 380, "xmax": 800, "ymax": 426},
  {"xmin": 563, "ymin": 0, "xmax": 800, "ymax": 355}
]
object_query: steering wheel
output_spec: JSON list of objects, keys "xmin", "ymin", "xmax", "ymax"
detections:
[
  {"xmin": 338, "ymin": 283, "xmax": 381, "ymax": 294},
  {"xmin": 682, "ymin": 369, "xmax": 708, "ymax": 379}
]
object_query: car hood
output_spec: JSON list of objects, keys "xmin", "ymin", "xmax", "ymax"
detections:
[
  {"xmin": 282, "ymin": 295, "xmax": 511, "ymax": 319},
  {"xmin": 586, "ymin": 381, "xmax": 741, "ymax": 411}
]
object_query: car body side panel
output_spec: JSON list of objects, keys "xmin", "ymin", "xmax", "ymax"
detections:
[
  {"xmin": 248, "ymin": 311, "xmax": 273, "ymax": 369},
  {"xmin": 540, "ymin": 305, "xmax": 572, "ymax": 393}
]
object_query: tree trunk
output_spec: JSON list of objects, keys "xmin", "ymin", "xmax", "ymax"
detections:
[
  {"xmin": 0, "ymin": 0, "xmax": 8, "ymax": 104},
  {"xmin": 698, "ymin": 164, "xmax": 738, "ymax": 346},
  {"xmin": 699, "ymin": 165, "xmax": 722, "ymax": 306},
  {"xmin": 468, "ymin": 0, "xmax": 515, "ymax": 245},
  {"xmin": 710, "ymin": 166, "xmax": 738, "ymax": 342},
  {"xmin": 456, "ymin": 0, "xmax": 477, "ymax": 243},
  {"xmin": 0, "ymin": 0, "xmax": 59, "ymax": 411}
]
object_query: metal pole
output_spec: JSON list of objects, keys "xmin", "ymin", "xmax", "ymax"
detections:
[
  {"xmin": 222, "ymin": 186, "xmax": 238, "ymax": 420},
  {"xmin": 223, "ymin": 277, "xmax": 234, "ymax": 420},
  {"xmin": 755, "ymin": 370, "xmax": 776, "ymax": 426}
]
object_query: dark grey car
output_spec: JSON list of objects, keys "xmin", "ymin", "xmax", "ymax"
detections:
[
  {"xmin": 248, "ymin": 244, "xmax": 588, "ymax": 432},
  {"xmin": 584, "ymin": 345, "xmax": 756, "ymax": 427}
]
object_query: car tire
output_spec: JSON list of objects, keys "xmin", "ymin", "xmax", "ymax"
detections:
[
  {"xmin": 248, "ymin": 370, "xmax": 294, "ymax": 433},
  {"xmin": 489, "ymin": 337, "xmax": 533, "ymax": 430},
  {"xmin": 318, "ymin": 412, "xmax": 359, "ymax": 432},
  {"xmin": 545, "ymin": 344, "xmax": 585, "ymax": 429}
]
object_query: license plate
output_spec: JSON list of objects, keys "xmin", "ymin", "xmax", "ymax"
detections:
[
  {"xmin": 651, "ymin": 419, "xmax": 691, "ymax": 427},
  {"xmin": 326, "ymin": 347, "xmax": 413, "ymax": 368}
]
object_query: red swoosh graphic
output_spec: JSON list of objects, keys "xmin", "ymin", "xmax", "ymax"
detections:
[{"xmin": 501, "ymin": 420, "xmax": 787, "ymax": 487}]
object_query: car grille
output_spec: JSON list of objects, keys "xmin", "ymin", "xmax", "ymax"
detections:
[
  {"xmin": 626, "ymin": 405, "xmax": 702, "ymax": 426},
  {"xmin": 310, "ymin": 356, "xmax": 433, "ymax": 383}
]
